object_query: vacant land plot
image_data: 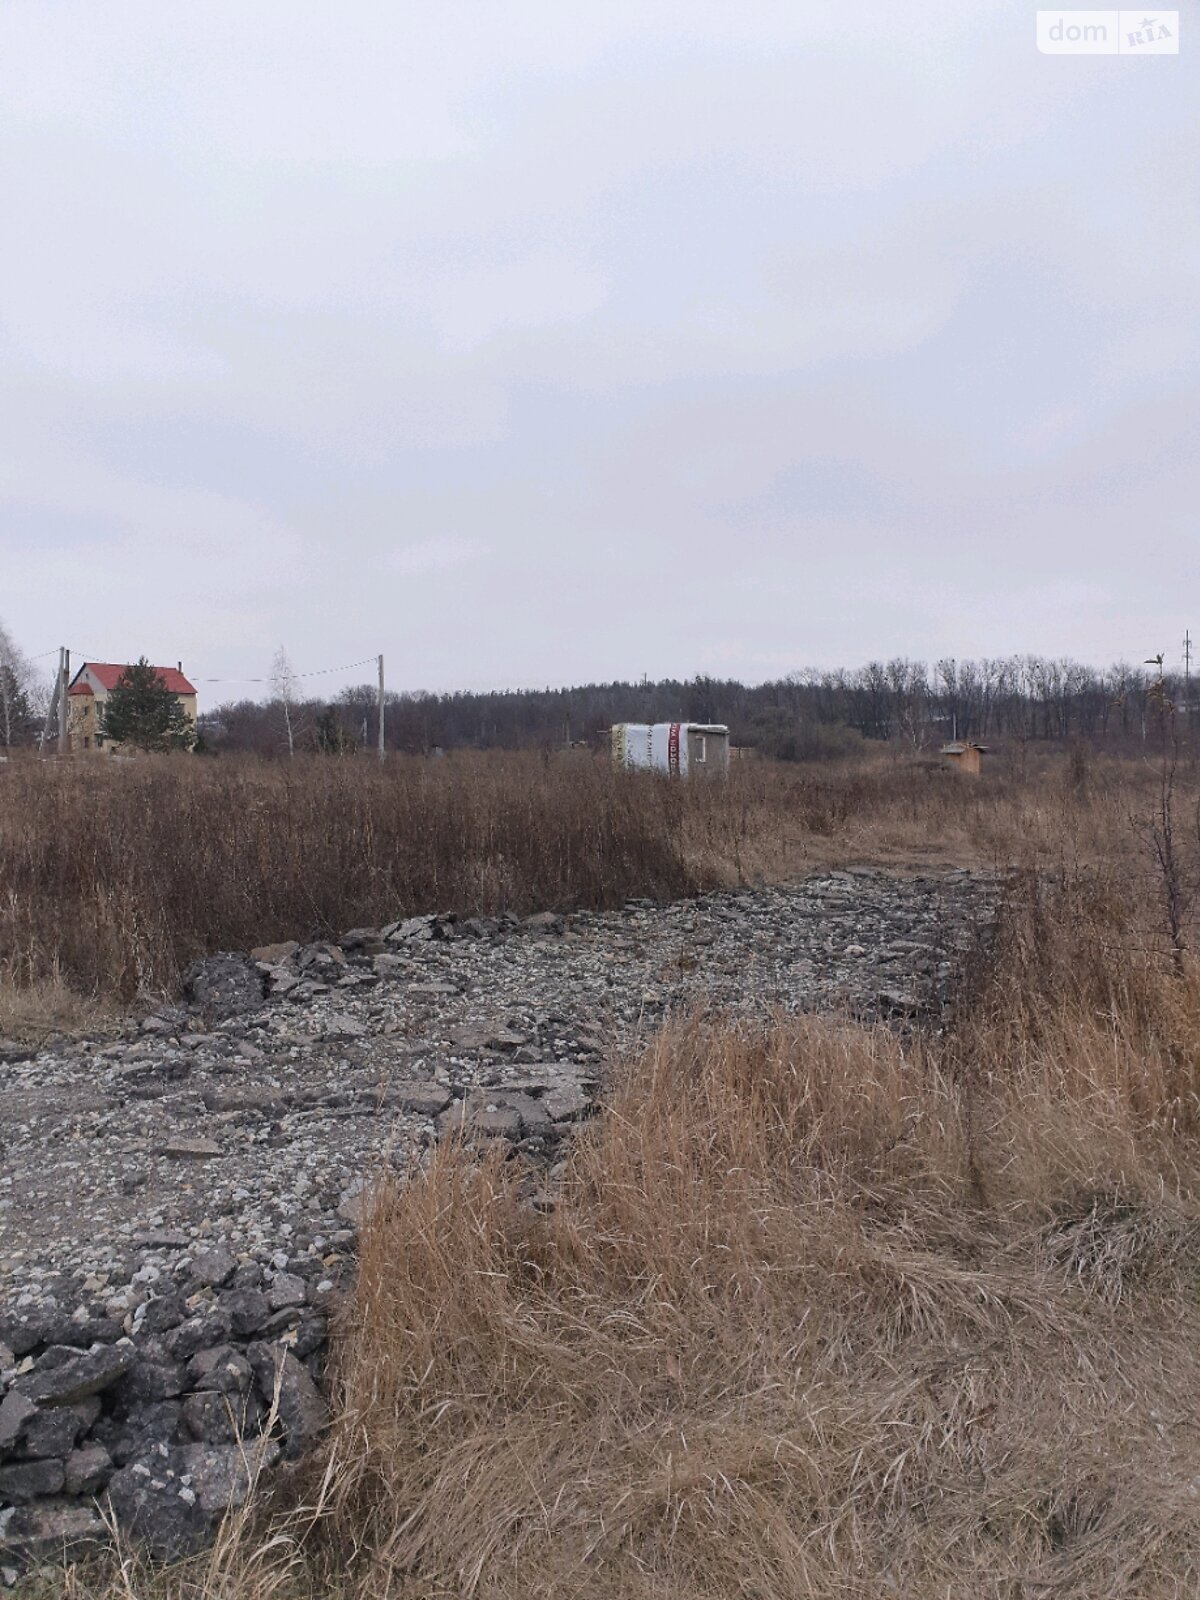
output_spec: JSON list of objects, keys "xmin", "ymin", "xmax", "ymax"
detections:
[
  {"xmin": 7, "ymin": 745, "xmax": 1200, "ymax": 1596},
  {"xmin": 21, "ymin": 856, "xmax": 1200, "ymax": 1600}
]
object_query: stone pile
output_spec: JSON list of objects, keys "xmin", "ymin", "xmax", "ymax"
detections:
[{"xmin": 1, "ymin": 1244, "xmax": 331, "ymax": 1564}]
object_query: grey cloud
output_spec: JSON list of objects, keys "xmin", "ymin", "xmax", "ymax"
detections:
[{"xmin": 1, "ymin": 2, "xmax": 1197, "ymax": 691}]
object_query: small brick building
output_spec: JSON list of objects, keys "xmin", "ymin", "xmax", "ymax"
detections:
[{"xmin": 940, "ymin": 740, "xmax": 986, "ymax": 776}]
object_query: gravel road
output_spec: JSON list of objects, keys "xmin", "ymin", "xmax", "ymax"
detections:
[{"xmin": 1, "ymin": 868, "xmax": 994, "ymax": 1306}]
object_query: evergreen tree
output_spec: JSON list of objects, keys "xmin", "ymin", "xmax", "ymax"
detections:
[
  {"xmin": 314, "ymin": 705, "xmax": 356, "ymax": 754},
  {"xmin": 98, "ymin": 659, "xmax": 197, "ymax": 752},
  {"xmin": 0, "ymin": 662, "xmax": 33, "ymax": 747}
]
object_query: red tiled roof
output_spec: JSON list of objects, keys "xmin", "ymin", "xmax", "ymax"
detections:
[
  {"xmin": 68, "ymin": 682, "xmax": 94, "ymax": 696},
  {"xmin": 76, "ymin": 663, "xmax": 197, "ymax": 695}
]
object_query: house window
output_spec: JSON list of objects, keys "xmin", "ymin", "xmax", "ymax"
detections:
[
  {"xmin": 83, "ymin": 737, "xmax": 90, "ymax": 749},
  {"xmin": 694, "ymin": 735, "xmax": 707, "ymax": 763},
  {"xmin": 95, "ymin": 735, "xmax": 104, "ymax": 749}
]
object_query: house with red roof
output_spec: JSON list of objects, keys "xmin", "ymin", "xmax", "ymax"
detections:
[{"xmin": 67, "ymin": 662, "xmax": 198, "ymax": 754}]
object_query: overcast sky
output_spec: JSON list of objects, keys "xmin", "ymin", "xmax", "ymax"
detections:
[{"xmin": 3, "ymin": 3, "xmax": 1197, "ymax": 700}]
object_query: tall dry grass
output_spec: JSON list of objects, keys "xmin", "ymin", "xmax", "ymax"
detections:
[
  {"xmin": 314, "ymin": 889, "xmax": 1200, "ymax": 1598},
  {"xmin": 1, "ymin": 752, "xmax": 697, "ymax": 1002},
  {"xmin": 54, "ymin": 854, "xmax": 1200, "ymax": 1599},
  {"xmin": 0, "ymin": 744, "xmax": 1165, "ymax": 1008}
]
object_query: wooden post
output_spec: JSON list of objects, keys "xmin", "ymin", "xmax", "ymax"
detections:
[{"xmin": 377, "ymin": 654, "xmax": 385, "ymax": 762}]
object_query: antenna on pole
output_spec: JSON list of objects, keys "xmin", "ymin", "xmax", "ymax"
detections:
[{"xmin": 1185, "ymin": 630, "xmax": 1192, "ymax": 711}]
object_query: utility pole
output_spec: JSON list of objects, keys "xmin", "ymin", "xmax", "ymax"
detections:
[
  {"xmin": 1185, "ymin": 630, "xmax": 1192, "ymax": 712},
  {"xmin": 377, "ymin": 654, "xmax": 385, "ymax": 762},
  {"xmin": 39, "ymin": 647, "xmax": 63, "ymax": 755},
  {"xmin": 58, "ymin": 649, "xmax": 70, "ymax": 754}
]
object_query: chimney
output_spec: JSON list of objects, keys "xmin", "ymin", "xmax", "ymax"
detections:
[{"xmin": 177, "ymin": 662, "xmax": 182, "ymax": 673}]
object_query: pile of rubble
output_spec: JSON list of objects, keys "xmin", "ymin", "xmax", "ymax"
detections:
[{"xmin": 1, "ymin": 1243, "xmax": 328, "ymax": 1563}]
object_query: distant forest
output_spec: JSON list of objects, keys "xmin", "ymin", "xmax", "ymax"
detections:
[{"xmin": 199, "ymin": 656, "xmax": 1194, "ymax": 759}]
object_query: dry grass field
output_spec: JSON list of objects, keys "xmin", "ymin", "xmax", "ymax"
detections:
[
  {"xmin": 0, "ymin": 740, "xmax": 1166, "ymax": 1025},
  {"xmin": 13, "ymin": 739, "xmax": 1200, "ymax": 1597}
]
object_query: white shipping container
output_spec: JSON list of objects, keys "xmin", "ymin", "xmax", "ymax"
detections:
[{"xmin": 611, "ymin": 722, "xmax": 729, "ymax": 777}]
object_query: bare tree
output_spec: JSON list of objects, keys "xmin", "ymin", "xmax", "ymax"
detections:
[
  {"xmin": 886, "ymin": 657, "xmax": 929, "ymax": 748},
  {"xmin": 269, "ymin": 646, "xmax": 299, "ymax": 757},
  {"xmin": 0, "ymin": 621, "xmax": 39, "ymax": 748}
]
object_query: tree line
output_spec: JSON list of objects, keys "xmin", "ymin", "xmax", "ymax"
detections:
[
  {"xmin": 195, "ymin": 656, "xmax": 1193, "ymax": 759},
  {"xmin": 0, "ymin": 626, "xmax": 1187, "ymax": 759}
]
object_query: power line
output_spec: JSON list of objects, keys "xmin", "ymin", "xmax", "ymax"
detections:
[
  {"xmin": 62, "ymin": 652, "xmax": 380, "ymax": 686},
  {"xmin": 197, "ymin": 656, "xmax": 380, "ymax": 684}
]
